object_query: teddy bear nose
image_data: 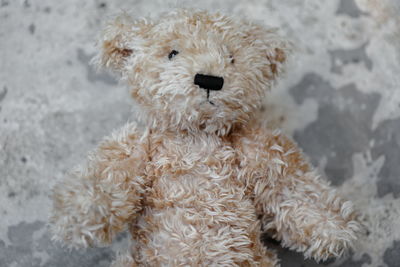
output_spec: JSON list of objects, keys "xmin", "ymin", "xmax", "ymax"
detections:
[{"xmin": 194, "ymin": 74, "xmax": 224, "ymax": 91}]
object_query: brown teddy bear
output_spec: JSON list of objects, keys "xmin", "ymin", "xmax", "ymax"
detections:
[{"xmin": 49, "ymin": 9, "xmax": 360, "ymax": 267}]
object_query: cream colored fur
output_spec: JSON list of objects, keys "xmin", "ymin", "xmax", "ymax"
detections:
[{"xmin": 49, "ymin": 9, "xmax": 360, "ymax": 266}]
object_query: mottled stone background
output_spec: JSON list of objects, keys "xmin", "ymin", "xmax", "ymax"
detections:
[{"xmin": 1, "ymin": 0, "xmax": 400, "ymax": 266}]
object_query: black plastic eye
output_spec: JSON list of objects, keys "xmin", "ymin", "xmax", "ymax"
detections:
[
  {"xmin": 229, "ymin": 55, "xmax": 235, "ymax": 64},
  {"xmin": 168, "ymin": 50, "xmax": 179, "ymax": 60}
]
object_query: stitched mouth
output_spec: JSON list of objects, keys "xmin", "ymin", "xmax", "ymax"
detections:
[{"xmin": 206, "ymin": 89, "xmax": 215, "ymax": 105}]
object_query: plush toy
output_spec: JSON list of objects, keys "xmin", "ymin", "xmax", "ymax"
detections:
[{"xmin": 50, "ymin": 9, "xmax": 360, "ymax": 267}]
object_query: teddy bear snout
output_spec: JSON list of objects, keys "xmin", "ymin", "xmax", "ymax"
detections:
[{"xmin": 194, "ymin": 74, "xmax": 224, "ymax": 91}]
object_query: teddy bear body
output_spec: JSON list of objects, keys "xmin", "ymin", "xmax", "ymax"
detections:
[
  {"xmin": 50, "ymin": 10, "xmax": 359, "ymax": 267},
  {"xmin": 135, "ymin": 127, "xmax": 265, "ymax": 266}
]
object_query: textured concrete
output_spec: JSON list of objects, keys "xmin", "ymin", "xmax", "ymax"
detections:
[{"xmin": 1, "ymin": 0, "xmax": 400, "ymax": 266}]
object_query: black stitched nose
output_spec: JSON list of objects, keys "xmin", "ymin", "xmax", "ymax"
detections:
[{"xmin": 194, "ymin": 74, "xmax": 224, "ymax": 91}]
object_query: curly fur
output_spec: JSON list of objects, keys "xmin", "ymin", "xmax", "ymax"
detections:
[{"xmin": 49, "ymin": 9, "xmax": 360, "ymax": 266}]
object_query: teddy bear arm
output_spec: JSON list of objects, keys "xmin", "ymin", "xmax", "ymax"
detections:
[
  {"xmin": 236, "ymin": 130, "xmax": 360, "ymax": 261},
  {"xmin": 261, "ymin": 134, "xmax": 360, "ymax": 261},
  {"xmin": 50, "ymin": 122, "xmax": 149, "ymax": 248}
]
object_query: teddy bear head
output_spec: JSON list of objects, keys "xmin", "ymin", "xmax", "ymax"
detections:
[{"xmin": 96, "ymin": 9, "xmax": 289, "ymax": 135}]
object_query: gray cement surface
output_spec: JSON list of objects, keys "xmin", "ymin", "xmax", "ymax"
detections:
[{"xmin": 1, "ymin": 0, "xmax": 400, "ymax": 266}]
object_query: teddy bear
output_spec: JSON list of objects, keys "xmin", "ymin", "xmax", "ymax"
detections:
[{"xmin": 49, "ymin": 9, "xmax": 360, "ymax": 267}]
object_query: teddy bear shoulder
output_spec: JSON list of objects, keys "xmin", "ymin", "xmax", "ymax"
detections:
[
  {"xmin": 231, "ymin": 120, "xmax": 311, "ymax": 177},
  {"xmin": 91, "ymin": 122, "xmax": 151, "ymax": 175}
]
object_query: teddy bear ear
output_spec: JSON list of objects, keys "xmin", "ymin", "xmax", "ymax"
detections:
[
  {"xmin": 93, "ymin": 13, "xmax": 153, "ymax": 72},
  {"xmin": 264, "ymin": 45, "xmax": 289, "ymax": 79},
  {"xmin": 243, "ymin": 23, "xmax": 291, "ymax": 80}
]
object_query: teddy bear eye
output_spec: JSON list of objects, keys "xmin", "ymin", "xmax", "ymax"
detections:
[
  {"xmin": 168, "ymin": 50, "xmax": 179, "ymax": 60},
  {"xmin": 229, "ymin": 55, "xmax": 235, "ymax": 64}
]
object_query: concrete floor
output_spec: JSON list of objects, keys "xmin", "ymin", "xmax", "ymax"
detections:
[{"xmin": 1, "ymin": 0, "xmax": 400, "ymax": 266}]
